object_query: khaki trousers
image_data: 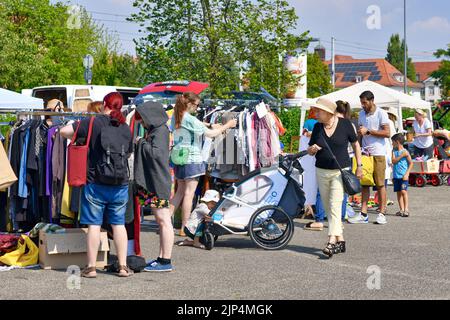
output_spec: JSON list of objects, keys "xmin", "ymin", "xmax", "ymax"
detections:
[{"xmin": 316, "ymin": 168, "xmax": 345, "ymax": 237}]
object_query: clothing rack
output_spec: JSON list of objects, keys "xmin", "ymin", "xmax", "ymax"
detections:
[{"xmin": 0, "ymin": 110, "xmax": 98, "ymax": 117}]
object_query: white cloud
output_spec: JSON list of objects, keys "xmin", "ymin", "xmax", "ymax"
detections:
[
  {"xmin": 107, "ymin": 0, "xmax": 133, "ymax": 6},
  {"xmin": 412, "ymin": 16, "xmax": 450, "ymax": 33}
]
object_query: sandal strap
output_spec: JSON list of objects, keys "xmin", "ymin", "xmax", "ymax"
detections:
[
  {"xmin": 82, "ymin": 266, "xmax": 96, "ymax": 273},
  {"xmin": 81, "ymin": 266, "xmax": 97, "ymax": 276},
  {"xmin": 119, "ymin": 265, "xmax": 133, "ymax": 274}
]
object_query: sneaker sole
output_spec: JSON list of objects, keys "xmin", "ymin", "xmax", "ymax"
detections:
[
  {"xmin": 347, "ymin": 220, "xmax": 369, "ymax": 224},
  {"xmin": 143, "ymin": 269, "xmax": 173, "ymax": 272}
]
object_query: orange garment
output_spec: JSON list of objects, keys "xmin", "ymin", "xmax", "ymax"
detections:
[{"xmin": 270, "ymin": 112, "xmax": 286, "ymax": 136}]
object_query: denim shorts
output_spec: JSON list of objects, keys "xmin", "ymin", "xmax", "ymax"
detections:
[
  {"xmin": 393, "ymin": 179, "xmax": 408, "ymax": 192},
  {"xmin": 80, "ymin": 183, "xmax": 129, "ymax": 226},
  {"xmin": 174, "ymin": 163, "xmax": 206, "ymax": 180}
]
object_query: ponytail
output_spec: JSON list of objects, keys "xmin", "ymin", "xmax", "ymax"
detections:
[
  {"xmin": 174, "ymin": 92, "xmax": 200, "ymax": 129},
  {"xmin": 336, "ymin": 100, "xmax": 351, "ymax": 119},
  {"xmin": 103, "ymin": 92, "xmax": 125, "ymax": 125}
]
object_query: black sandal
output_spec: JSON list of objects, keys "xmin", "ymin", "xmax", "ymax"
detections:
[
  {"xmin": 335, "ymin": 241, "xmax": 346, "ymax": 254},
  {"xmin": 322, "ymin": 243, "xmax": 336, "ymax": 258}
]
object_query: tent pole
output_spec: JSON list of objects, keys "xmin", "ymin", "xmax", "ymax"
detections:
[
  {"xmin": 299, "ymin": 105, "xmax": 306, "ymax": 152},
  {"xmin": 398, "ymin": 102, "xmax": 404, "ymax": 133}
]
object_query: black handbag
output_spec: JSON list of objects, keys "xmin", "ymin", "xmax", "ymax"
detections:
[{"xmin": 319, "ymin": 128, "xmax": 362, "ymax": 196}]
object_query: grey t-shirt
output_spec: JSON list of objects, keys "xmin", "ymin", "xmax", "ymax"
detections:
[{"xmin": 358, "ymin": 107, "xmax": 390, "ymax": 156}]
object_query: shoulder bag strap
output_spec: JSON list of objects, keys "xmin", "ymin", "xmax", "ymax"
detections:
[
  {"xmin": 319, "ymin": 124, "xmax": 344, "ymax": 172},
  {"xmin": 85, "ymin": 117, "xmax": 95, "ymax": 147},
  {"xmin": 71, "ymin": 120, "xmax": 81, "ymax": 144}
]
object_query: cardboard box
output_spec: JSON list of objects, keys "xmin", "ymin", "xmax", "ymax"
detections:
[
  {"xmin": 424, "ymin": 159, "xmax": 440, "ymax": 173},
  {"xmin": 412, "ymin": 159, "xmax": 440, "ymax": 173},
  {"xmin": 39, "ymin": 228, "xmax": 109, "ymax": 270}
]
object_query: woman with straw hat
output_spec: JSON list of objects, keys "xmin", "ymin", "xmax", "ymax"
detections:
[{"xmin": 307, "ymin": 98, "xmax": 363, "ymax": 258}]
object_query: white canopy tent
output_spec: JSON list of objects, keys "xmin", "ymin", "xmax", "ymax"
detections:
[
  {"xmin": 0, "ymin": 88, "xmax": 44, "ymax": 110},
  {"xmin": 300, "ymin": 80, "xmax": 433, "ymax": 136}
]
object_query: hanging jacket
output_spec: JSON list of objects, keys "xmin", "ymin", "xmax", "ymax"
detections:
[{"xmin": 134, "ymin": 102, "xmax": 171, "ymax": 200}]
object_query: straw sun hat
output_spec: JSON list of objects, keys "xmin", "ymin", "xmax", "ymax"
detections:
[{"xmin": 311, "ymin": 98, "xmax": 337, "ymax": 114}]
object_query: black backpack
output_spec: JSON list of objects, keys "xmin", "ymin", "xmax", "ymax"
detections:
[
  {"xmin": 96, "ymin": 122, "xmax": 132, "ymax": 185},
  {"xmin": 104, "ymin": 255, "xmax": 147, "ymax": 273}
]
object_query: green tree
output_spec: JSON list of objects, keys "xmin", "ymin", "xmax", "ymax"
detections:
[
  {"xmin": 386, "ymin": 33, "xmax": 416, "ymax": 82},
  {"xmin": 0, "ymin": 0, "xmax": 142, "ymax": 92},
  {"xmin": 307, "ymin": 52, "xmax": 332, "ymax": 98},
  {"xmin": 431, "ymin": 44, "xmax": 450, "ymax": 100},
  {"xmin": 129, "ymin": 0, "xmax": 307, "ymax": 98},
  {"xmin": 0, "ymin": 0, "xmax": 98, "ymax": 90}
]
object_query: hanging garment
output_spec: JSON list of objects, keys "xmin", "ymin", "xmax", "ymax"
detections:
[
  {"xmin": 0, "ymin": 140, "xmax": 17, "ymax": 191},
  {"xmin": 51, "ymin": 128, "xmax": 66, "ymax": 220},
  {"xmin": 257, "ymin": 115, "xmax": 274, "ymax": 168},
  {"xmin": 45, "ymin": 126, "xmax": 58, "ymax": 197},
  {"xmin": 18, "ymin": 127, "xmax": 30, "ymax": 198}
]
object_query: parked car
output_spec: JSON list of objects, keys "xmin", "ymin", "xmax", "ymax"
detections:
[
  {"xmin": 22, "ymin": 85, "xmax": 141, "ymax": 111},
  {"xmin": 132, "ymin": 80, "xmax": 209, "ymax": 106}
]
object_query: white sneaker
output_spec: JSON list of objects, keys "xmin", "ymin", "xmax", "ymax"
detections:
[
  {"xmin": 375, "ymin": 213, "xmax": 387, "ymax": 225},
  {"xmin": 347, "ymin": 213, "xmax": 369, "ymax": 224}
]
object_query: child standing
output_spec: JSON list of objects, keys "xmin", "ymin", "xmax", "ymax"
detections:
[{"xmin": 391, "ymin": 134, "xmax": 413, "ymax": 217}]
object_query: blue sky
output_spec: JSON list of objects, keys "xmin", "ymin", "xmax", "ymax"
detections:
[{"xmin": 61, "ymin": 0, "xmax": 449, "ymax": 62}]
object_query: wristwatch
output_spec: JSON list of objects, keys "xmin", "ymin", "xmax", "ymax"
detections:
[
  {"xmin": 366, "ymin": 130, "xmax": 371, "ymax": 135},
  {"xmin": 357, "ymin": 164, "xmax": 363, "ymax": 168}
]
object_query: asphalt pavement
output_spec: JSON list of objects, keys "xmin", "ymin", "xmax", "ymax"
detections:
[{"xmin": 1, "ymin": 186, "xmax": 449, "ymax": 300}]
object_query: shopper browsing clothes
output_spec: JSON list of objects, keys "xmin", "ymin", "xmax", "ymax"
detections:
[
  {"xmin": 307, "ymin": 98, "xmax": 363, "ymax": 258},
  {"xmin": 60, "ymin": 92, "xmax": 133, "ymax": 278},
  {"xmin": 169, "ymin": 92, "xmax": 237, "ymax": 236},
  {"xmin": 348, "ymin": 91, "xmax": 391, "ymax": 225},
  {"xmin": 134, "ymin": 101, "xmax": 174, "ymax": 272}
]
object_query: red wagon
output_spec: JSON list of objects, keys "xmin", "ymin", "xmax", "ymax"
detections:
[{"xmin": 408, "ymin": 159, "xmax": 443, "ymax": 187}]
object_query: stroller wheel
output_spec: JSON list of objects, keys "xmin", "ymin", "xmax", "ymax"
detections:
[
  {"xmin": 202, "ymin": 232, "xmax": 215, "ymax": 250},
  {"xmin": 248, "ymin": 206, "xmax": 294, "ymax": 251}
]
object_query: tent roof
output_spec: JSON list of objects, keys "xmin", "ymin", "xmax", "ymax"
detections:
[
  {"xmin": 0, "ymin": 88, "xmax": 43, "ymax": 110},
  {"xmin": 303, "ymin": 80, "xmax": 431, "ymax": 110}
]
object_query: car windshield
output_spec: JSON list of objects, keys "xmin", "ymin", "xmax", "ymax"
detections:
[{"xmin": 132, "ymin": 92, "xmax": 178, "ymax": 106}]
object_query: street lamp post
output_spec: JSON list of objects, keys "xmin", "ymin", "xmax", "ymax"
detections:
[
  {"xmin": 404, "ymin": 0, "xmax": 408, "ymax": 94},
  {"xmin": 83, "ymin": 54, "xmax": 94, "ymax": 85}
]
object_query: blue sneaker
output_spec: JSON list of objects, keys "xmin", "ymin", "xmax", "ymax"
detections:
[
  {"xmin": 347, "ymin": 213, "xmax": 369, "ymax": 224},
  {"xmin": 146, "ymin": 259, "xmax": 157, "ymax": 266},
  {"xmin": 144, "ymin": 261, "xmax": 173, "ymax": 272}
]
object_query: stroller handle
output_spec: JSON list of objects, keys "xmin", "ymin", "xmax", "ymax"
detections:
[
  {"xmin": 279, "ymin": 150, "xmax": 308, "ymax": 176},
  {"xmin": 283, "ymin": 150, "xmax": 308, "ymax": 161}
]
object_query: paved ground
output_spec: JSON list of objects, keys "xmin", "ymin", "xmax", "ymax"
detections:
[{"xmin": 1, "ymin": 186, "xmax": 449, "ymax": 300}]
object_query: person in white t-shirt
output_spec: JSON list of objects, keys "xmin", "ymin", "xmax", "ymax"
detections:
[
  {"xmin": 412, "ymin": 109, "xmax": 434, "ymax": 159},
  {"xmin": 348, "ymin": 91, "xmax": 391, "ymax": 225}
]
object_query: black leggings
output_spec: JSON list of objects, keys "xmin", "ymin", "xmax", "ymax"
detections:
[{"xmin": 412, "ymin": 145, "xmax": 434, "ymax": 159}]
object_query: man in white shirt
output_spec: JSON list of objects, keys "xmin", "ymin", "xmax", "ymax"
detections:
[{"xmin": 348, "ymin": 91, "xmax": 390, "ymax": 225}]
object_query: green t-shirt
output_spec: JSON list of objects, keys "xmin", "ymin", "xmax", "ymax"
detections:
[{"xmin": 171, "ymin": 113, "xmax": 206, "ymax": 164}]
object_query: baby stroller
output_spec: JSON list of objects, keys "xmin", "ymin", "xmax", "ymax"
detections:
[{"xmin": 199, "ymin": 151, "xmax": 308, "ymax": 251}]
